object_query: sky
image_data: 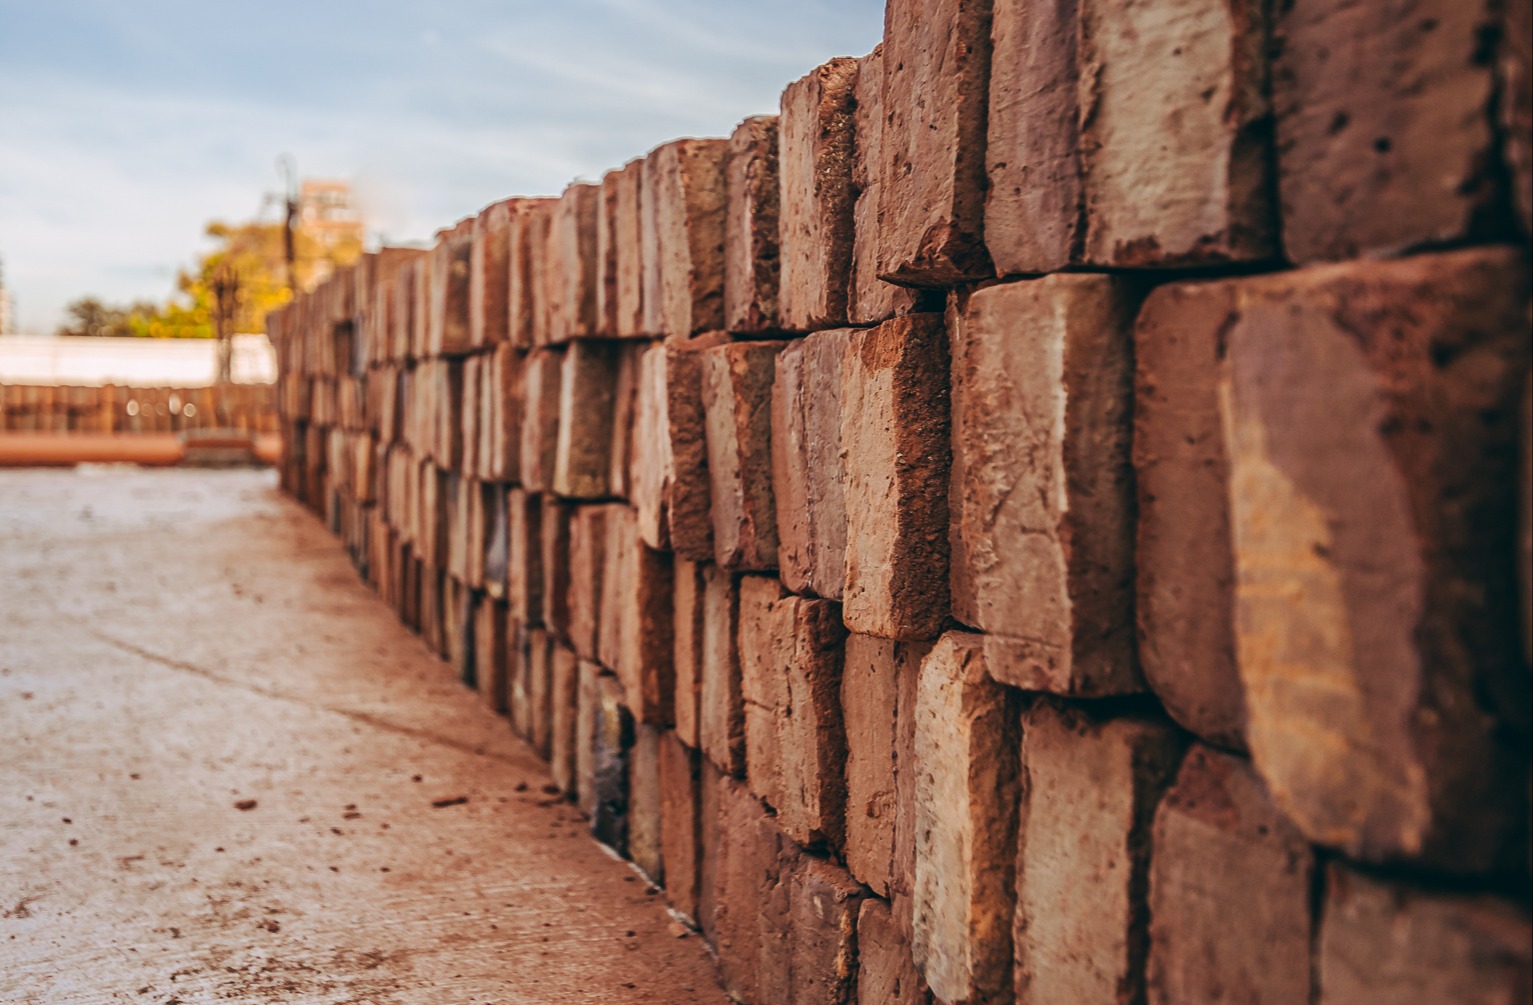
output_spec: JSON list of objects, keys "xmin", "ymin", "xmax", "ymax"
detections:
[{"xmin": 0, "ymin": 0, "xmax": 885, "ymax": 336}]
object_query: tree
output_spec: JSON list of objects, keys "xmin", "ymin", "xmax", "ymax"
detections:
[{"xmin": 55, "ymin": 296, "xmax": 159, "ymax": 338}]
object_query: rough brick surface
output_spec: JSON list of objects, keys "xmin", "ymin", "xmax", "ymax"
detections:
[
  {"xmin": 1506, "ymin": 0, "xmax": 1533, "ymax": 235},
  {"xmin": 549, "ymin": 642, "xmax": 579, "ymax": 791},
  {"xmin": 628, "ymin": 723, "xmax": 664, "ymax": 884},
  {"xmin": 711, "ymin": 775, "xmax": 792, "ymax": 1004},
  {"xmin": 1220, "ymin": 249, "xmax": 1531, "ymax": 871},
  {"xmin": 911, "ymin": 632, "xmax": 1021, "ymax": 1005},
  {"xmin": 1015, "ymin": 701, "xmax": 1184, "ymax": 1005},
  {"xmin": 857, "ymin": 898, "xmax": 932, "ymax": 1005},
  {"xmin": 1274, "ymin": 0, "xmax": 1503, "ymax": 262},
  {"xmin": 631, "ymin": 337, "xmax": 721, "ymax": 558},
  {"xmin": 506, "ymin": 488, "xmax": 541, "ymax": 626},
  {"xmin": 565, "ymin": 504, "xmax": 610, "ymax": 661},
  {"xmin": 951, "ymin": 276, "xmax": 1143, "ymax": 693},
  {"xmin": 591, "ymin": 673, "xmax": 633, "ymax": 852},
  {"xmin": 771, "ymin": 340, "xmax": 813, "ymax": 593},
  {"xmin": 724, "ymin": 115, "xmax": 781, "ymax": 334},
  {"xmin": 642, "ymin": 139, "xmax": 728, "ymax": 338},
  {"xmin": 428, "ymin": 219, "xmax": 474, "ymax": 356},
  {"xmin": 842, "ymin": 314, "xmax": 950, "ymax": 640},
  {"xmin": 597, "ymin": 505, "xmax": 675, "ymax": 726},
  {"xmin": 790, "ymin": 857, "xmax": 866, "ymax": 1005},
  {"xmin": 879, "ymin": 0, "xmax": 994, "ymax": 286},
  {"xmin": 842, "ymin": 634, "xmax": 931, "ymax": 899},
  {"xmin": 1318, "ymin": 864, "xmax": 1533, "ymax": 1005},
  {"xmin": 701, "ymin": 340, "xmax": 784, "ymax": 571},
  {"xmin": 773, "ymin": 329, "xmax": 852, "ymax": 599},
  {"xmin": 552, "ymin": 340, "xmax": 619, "ymax": 499},
  {"xmin": 538, "ymin": 496, "xmax": 573, "ymax": 637},
  {"xmin": 474, "ymin": 597, "xmax": 508, "ymax": 714},
  {"xmin": 606, "ymin": 342, "xmax": 642, "ymax": 499},
  {"xmin": 1147, "ymin": 745, "xmax": 1313, "ymax": 1005},
  {"xmin": 605, "ymin": 159, "xmax": 646, "ymax": 338},
  {"xmin": 659, "ymin": 731, "xmax": 701, "ymax": 921},
  {"xmin": 549, "ymin": 182, "xmax": 600, "ymax": 342},
  {"xmin": 518, "ymin": 348, "xmax": 563, "ymax": 492},
  {"xmin": 849, "ymin": 46, "xmax": 920, "ymax": 326},
  {"xmin": 1133, "ymin": 282, "xmax": 1245, "ymax": 749},
  {"xmin": 779, "ymin": 58, "xmax": 858, "ymax": 331},
  {"xmin": 469, "ymin": 198, "xmax": 513, "ymax": 347},
  {"xmin": 508, "ymin": 199, "xmax": 556, "ymax": 348},
  {"xmin": 699, "ymin": 565, "xmax": 744, "ymax": 777},
  {"xmin": 672, "ymin": 558, "xmax": 706, "ymax": 747}
]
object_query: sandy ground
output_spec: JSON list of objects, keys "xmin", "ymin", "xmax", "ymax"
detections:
[{"xmin": 0, "ymin": 467, "xmax": 726, "ymax": 1004}]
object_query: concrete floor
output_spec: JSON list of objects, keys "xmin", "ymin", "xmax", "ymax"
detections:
[{"xmin": 0, "ymin": 467, "xmax": 726, "ymax": 1005}]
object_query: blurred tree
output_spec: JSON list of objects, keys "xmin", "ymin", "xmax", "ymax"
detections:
[{"xmin": 55, "ymin": 296, "xmax": 160, "ymax": 337}]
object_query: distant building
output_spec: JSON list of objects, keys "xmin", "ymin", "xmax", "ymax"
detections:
[
  {"xmin": 298, "ymin": 180, "xmax": 364, "ymax": 288},
  {"xmin": 0, "ymin": 258, "xmax": 14, "ymax": 337}
]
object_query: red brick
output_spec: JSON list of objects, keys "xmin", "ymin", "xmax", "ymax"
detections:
[
  {"xmin": 659, "ymin": 731, "xmax": 702, "ymax": 922},
  {"xmin": 842, "ymin": 635, "xmax": 931, "ymax": 899},
  {"xmin": 698, "ymin": 758, "xmax": 724, "ymax": 945},
  {"xmin": 951, "ymin": 276, "xmax": 1142, "ymax": 693},
  {"xmin": 565, "ymin": 504, "xmax": 610, "ymax": 661},
  {"xmin": 507, "ymin": 198, "xmax": 556, "ymax": 348},
  {"xmin": 1506, "ymin": 0, "xmax": 1532, "ymax": 235},
  {"xmin": 1275, "ymin": 0, "xmax": 1502, "ymax": 262},
  {"xmin": 790, "ymin": 857, "xmax": 865, "ymax": 1005},
  {"xmin": 642, "ymin": 139, "xmax": 728, "ymax": 338},
  {"xmin": 672, "ymin": 558, "xmax": 707, "ymax": 747},
  {"xmin": 594, "ymin": 169, "xmax": 621, "ymax": 338},
  {"xmin": 842, "ymin": 315, "xmax": 949, "ymax": 640},
  {"xmin": 1220, "ymin": 249, "xmax": 1531, "ymax": 870},
  {"xmin": 771, "ymin": 340, "xmax": 814, "ymax": 592},
  {"xmin": 602, "ymin": 159, "xmax": 647, "ymax": 338},
  {"xmin": 739, "ymin": 578, "xmax": 847, "ymax": 847},
  {"xmin": 1133, "ymin": 282, "xmax": 1244, "ymax": 748},
  {"xmin": 910, "ymin": 633, "xmax": 1020, "ymax": 1005},
  {"xmin": 710, "ymin": 775, "xmax": 794, "ymax": 1004},
  {"xmin": 512, "ymin": 624, "xmax": 544, "ymax": 745},
  {"xmin": 469, "ymin": 198, "xmax": 513, "ymax": 347},
  {"xmin": 606, "ymin": 341, "xmax": 642, "ymax": 499},
  {"xmin": 724, "ymin": 115, "xmax": 780, "ymax": 334},
  {"xmin": 446, "ymin": 577, "xmax": 472, "ymax": 683},
  {"xmin": 597, "ymin": 505, "xmax": 675, "ymax": 726},
  {"xmin": 632, "ymin": 337, "xmax": 721, "ymax": 559},
  {"xmin": 1147, "ymin": 745, "xmax": 1313, "ymax": 1005},
  {"xmin": 427, "ymin": 218, "xmax": 474, "ymax": 356},
  {"xmin": 517, "ymin": 347, "xmax": 563, "ymax": 491},
  {"xmin": 879, "ymin": 0, "xmax": 993, "ymax": 286},
  {"xmin": 698, "ymin": 565, "xmax": 744, "ymax": 777},
  {"xmin": 857, "ymin": 898, "xmax": 932, "ymax": 1005},
  {"xmin": 481, "ymin": 484, "xmax": 508, "ymax": 601},
  {"xmin": 1014, "ymin": 700, "xmax": 1183, "ymax": 1005},
  {"xmin": 474, "ymin": 597, "xmax": 508, "ymax": 714},
  {"xmin": 552, "ymin": 340, "xmax": 619, "ymax": 499},
  {"xmin": 537, "ymin": 496, "xmax": 572, "ymax": 634},
  {"xmin": 628, "ymin": 723, "xmax": 664, "ymax": 884},
  {"xmin": 548, "ymin": 182, "xmax": 600, "ymax": 342},
  {"xmin": 506, "ymin": 487, "xmax": 542, "ymax": 626},
  {"xmin": 410, "ymin": 252, "xmax": 432, "ymax": 358},
  {"xmin": 548, "ymin": 641, "xmax": 579, "ymax": 790},
  {"xmin": 1318, "ymin": 864, "xmax": 1532, "ymax": 1004},
  {"xmin": 575, "ymin": 659, "xmax": 602, "ymax": 816},
  {"xmin": 701, "ymin": 340, "xmax": 785, "ymax": 571},
  {"xmin": 800, "ymin": 329, "xmax": 851, "ymax": 601},
  {"xmin": 482, "ymin": 343, "xmax": 522, "ymax": 484},
  {"xmin": 849, "ymin": 45, "xmax": 920, "ymax": 326},
  {"xmin": 590, "ymin": 672, "xmax": 633, "ymax": 852},
  {"xmin": 779, "ymin": 58, "xmax": 858, "ymax": 331}
]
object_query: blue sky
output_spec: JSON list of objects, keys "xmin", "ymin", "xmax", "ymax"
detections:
[{"xmin": 0, "ymin": 0, "xmax": 885, "ymax": 334}]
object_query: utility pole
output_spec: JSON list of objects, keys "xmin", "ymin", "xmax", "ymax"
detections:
[
  {"xmin": 212, "ymin": 262, "xmax": 241, "ymax": 388},
  {"xmin": 278, "ymin": 154, "xmax": 298, "ymax": 294}
]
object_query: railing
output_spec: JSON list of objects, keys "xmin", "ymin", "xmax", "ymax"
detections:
[{"xmin": 0, "ymin": 383, "xmax": 277, "ymax": 435}]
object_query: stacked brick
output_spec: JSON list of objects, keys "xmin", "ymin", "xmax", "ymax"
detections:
[
  {"xmin": 0, "ymin": 383, "xmax": 276, "ymax": 434},
  {"xmin": 272, "ymin": 0, "xmax": 1533, "ymax": 999}
]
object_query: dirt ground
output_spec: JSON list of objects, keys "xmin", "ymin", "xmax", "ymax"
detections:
[{"xmin": 0, "ymin": 466, "xmax": 726, "ymax": 1004}]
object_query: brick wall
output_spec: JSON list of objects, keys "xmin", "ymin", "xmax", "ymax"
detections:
[{"xmin": 270, "ymin": 0, "xmax": 1533, "ymax": 999}]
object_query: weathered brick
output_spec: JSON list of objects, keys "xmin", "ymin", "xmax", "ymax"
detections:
[
  {"xmin": 481, "ymin": 484, "xmax": 508, "ymax": 601},
  {"xmin": 428, "ymin": 218, "xmax": 474, "ymax": 355},
  {"xmin": 724, "ymin": 115, "xmax": 781, "ymax": 334},
  {"xmin": 659, "ymin": 730, "xmax": 702, "ymax": 921},
  {"xmin": 951, "ymin": 276, "xmax": 1143, "ymax": 692},
  {"xmin": 518, "ymin": 347, "xmax": 563, "ymax": 492},
  {"xmin": 482, "ymin": 343, "xmax": 523, "ymax": 484},
  {"xmin": 912, "ymin": 632, "xmax": 1021, "ymax": 1005},
  {"xmin": 857, "ymin": 897, "xmax": 932, "ymax": 1005},
  {"xmin": 842, "ymin": 635, "xmax": 931, "ymax": 899},
  {"xmin": 507, "ymin": 198, "xmax": 556, "ymax": 348},
  {"xmin": 506, "ymin": 487, "xmax": 543, "ymax": 626},
  {"xmin": 642, "ymin": 139, "xmax": 728, "ymax": 338},
  {"xmin": 597, "ymin": 505, "xmax": 675, "ymax": 726},
  {"xmin": 673, "ymin": 558, "xmax": 706, "ymax": 747},
  {"xmin": 779, "ymin": 58, "xmax": 858, "ymax": 331},
  {"xmin": 698, "ymin": 757, "xmax": 724, "ymax": 946},
  {"xmin": 591, "ymin": 672, "xmax": 634, "ymax": 851},
  {"xmin": 771, "ymin": 340, "xmax": 814, "ymax": 593},
  {"xmin": 1133, "ymin": 281, "xmax": 1245, "ymax": 748},
  {"xmin": 701, "ymin": 340, "xmax": 784, "ymax": 571},
  {"xmin": 790, "ymin": 857, "xmax": 865, "ymax": 1005},
  {"xmin": 628, "ymin": 723, "xmax": 664, "ymax": 884},
  {"xmin": 632, "ymin": 337, "xmax": 721, "ymax": 558},
  {"xmin": 411, "ymin": 251, "xmax": 432, "ymax": 358},
  {"xmin": 801, "ymin": 329, "xmax": 851, "ymax": 601},
  {"xmin": 1015, "ymin": 700, "xmax": 1184, "ymax": 1005},
  {"xmin": 446, "ymin": 578, "xmax": 472, "ymax": 685},
  {"xmin": 1275, "ymin": 0, "xmax": 1503, "ymax": 262},
  {"xmin": 606, "ymin": 341, "xmax": 642, "ymax": 499},
  {"xmin": 549, "ymin": 641, "xmax": 579, "ymax": 790},
  {"xmin": 594, "ymin": 169, "xmax": 621, "ymax": 338},
  {"xmin": 842, "ymin": 314, "xmax": 949, "ymax": 640},
  {"xmin": 1318, "ymin": 864, "xmax": 1532, "ymax": 1005},
  {"xmin": 879, "ymin": 0, "xmax": 993, "ymax": 286},
  {"xmin": 548, "ymin": 182, "xmax": 600, "ymax": 342},
  {"xmin": 739, "ymin": 577, "xmax": 847, "ymax": 847},
  {"xmin": 552, "ymin": 340, "xmax": 619, "ymax": 499},
  {"xmin": 474, "ymin": 597, "xmax": 508, "ymax": 714},
  {"xmin": 711, "ymin": 775, "xmax": 794, "ymax": 1004},
  {"xmin": 575, "ymin": 659, "xmax": 602, "ymax": 814},
  {"xmin": 1220, "ymin": 249, "xmax": 1531, "ymax": 871},
  {"xmin": 603, "ymin": 159, "xmax": 647, "ymax": 338},
  {"xmin": 537, "ymin": 495, "xmax": 572, "ymax": 634},
  {"xmin": 699, "ymin": 565, "xmax": 744, "ymax": 777},
  {"xmin": 430, "ymin": 358, "xmax": 465, "ymax": 469},
  {"xmin": 1505, "ymin": 0, "xmax": 1532, "ymax": 235},
  {"xmin": 1147, "ymin": 745, "xmax": 1313, "ymax": 1005},
  {"xmin": 512, "ymin": 625, "xmax": 544, "ymax": 746},
  {"xmin": 469, "ymin": 198, "xmax": 513, "ymax": 347},
  {"xmin": 849, "ymin": 45, "xmax": 920, "ymax": 326},
  {"xmin": 565, "ymin": 504, "xmax": 610, "ymax": 660}
]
